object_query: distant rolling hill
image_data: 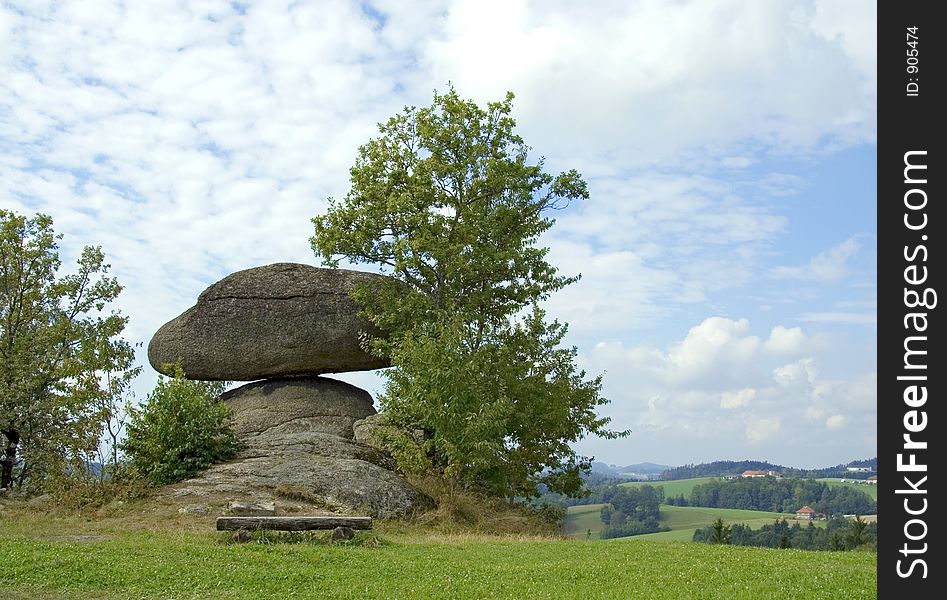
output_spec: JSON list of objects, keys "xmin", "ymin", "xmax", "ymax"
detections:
[{"xmin": 590, "ymin": 461, "xmax": 672, "ymax": 479}]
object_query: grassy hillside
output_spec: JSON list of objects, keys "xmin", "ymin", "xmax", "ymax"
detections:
[
  {"xmin": 562, "ymin": 503, "xmax": 608, "ymax": 539},
  {"xmin": 817, "ymin": 478, "xmax": 878, "ymax": 501},
  {"xmin": 0, "ymin": 508, "xmax": 875, "ymax": 599},
  {"xmin": 620, "ymin": 476, "xmax": 717, "ymax": 499}
]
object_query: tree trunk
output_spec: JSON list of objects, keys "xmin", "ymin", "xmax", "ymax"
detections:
[{"xmin": 1, "ymin": 429, "xmax": 19, "ymax": 489}]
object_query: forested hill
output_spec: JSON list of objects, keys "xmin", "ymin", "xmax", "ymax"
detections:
[
  {"xmin": 661, "ymin": 461, "xmax": 781, "ymax": 480},
  {"xmin": 661, "ymin": 458, "xmax": 877, "ymax": 480}
]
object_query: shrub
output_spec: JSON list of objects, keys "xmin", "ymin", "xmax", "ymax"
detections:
[
  {"xmin": 49, "ymin": 466, "xmax": 152, "ymax": 511},
  {"xmin": 121, "ymin": 366, "xmax": 238, "ymax": 485}
]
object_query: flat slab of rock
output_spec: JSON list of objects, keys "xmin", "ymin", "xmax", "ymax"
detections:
[
  {"xmin": 169, "ymin": 452, "xmax": 428, "ymax": 519},
  {"xmin": 148, "ymin": 263, "xmax": 391, "ymax": 380},
  {"xmin": 228, "ymin": 501, "xmax": 276, "ymax": 516}
]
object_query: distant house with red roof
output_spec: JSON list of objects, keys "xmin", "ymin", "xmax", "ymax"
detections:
[
  {"xmin": 795, "ymin": 505, "xmax": 817, "ymax": 520},
  {"xmin": 742, "ymin": 469, "xmax": 774, "ymax": 478},
  {"xmin": 866, "ymin": 475, "xmax": 877, "ymax": 485}
]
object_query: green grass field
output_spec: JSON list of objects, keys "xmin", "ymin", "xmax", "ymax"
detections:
[
  {"xmin": 0, "ymin": 508, "xmax": 876, "ymax": 599},
  {"xmin": 620, "ymin": 477, "xmax": 717, "ymax": 499},
  {"xmin": 818, "ymin": 478, "xmax": 878, "ymax": 501}
]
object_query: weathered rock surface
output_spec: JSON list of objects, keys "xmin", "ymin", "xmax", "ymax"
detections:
[
  {"xmin": 228, "ymin": 501, "xmax": 275, "ymax": 516},
  {"xmin": 167, "ymin": 377, "xmax": 428, "ymax": 519},
  {"xmin": 148, "ymin": 263, "xmax": 391, "ymax": 380},
  {"xmin": 224, "ymin": 376, "xmax": 376, "ymax": 441}
]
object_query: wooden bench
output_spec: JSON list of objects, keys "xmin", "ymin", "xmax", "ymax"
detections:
[{"xmin": 216, "ymin": 516, "xmax": 373, "ymax": 532}]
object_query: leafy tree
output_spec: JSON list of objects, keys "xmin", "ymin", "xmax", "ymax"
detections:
[
  {"xmin": 121, "ymin": 365, "xmax": 237, "ymax": 485},
  {"xmin": 709, "ymin": 518, "xmax": 732, "ymax": 544},
  {"xmin": 600, "ymin": 504, "xmax": 612, "ymax": 525},
  {"xmin": 847, "ymin": 515, "xmax": 869, "ymax": 549},
  {"xmin": 695, "ymin": 516, "xmax": 877, "ymax": 552},
  {"xmin": 0, "ymin": 210, "xmax": 136, "ymax": 491},
  {"xmin": 95, "ymin": 361, "xmax": 141, "ymax": 475},
  {"xmin": 600, "ymin": 518, "xmax": 667, "ymax": 539},
  {"xmin": 311, "ymin": 87, "xmax": 625, "ymax": 499}
]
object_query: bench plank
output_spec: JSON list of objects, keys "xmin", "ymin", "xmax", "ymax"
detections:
[{"xmin": 216, "ymin": 516, "xmax": 373, "ymax": 531}]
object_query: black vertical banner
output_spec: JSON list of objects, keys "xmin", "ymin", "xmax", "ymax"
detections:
[{"xmin": 878, "ymin": 0, "xmax": 942, "ymax": 597}]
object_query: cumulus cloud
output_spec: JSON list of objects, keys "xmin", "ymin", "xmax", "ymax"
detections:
[
  {"xmin": 663, "ymin": 318, "xmax": 760, "ymax": 386},
  {"xmin": 764, "ymin": 325, "xmax": 808, "ymax": 355},
  {"xmin": 423, "ymin": 0, "xmax": 876, "ymax": 167},
  {"xmin": 826, "ymin": 414, "xmax": 846, "ymax": 430},
  {"xmin": 576, "ymin": 317, "xmax": 875, "ymax": 466},
  {"xmin": 721, "ymin": 388, "xmax": 755, "ymax": 409},
  {"xmin": 773, "ymin": 358, "xmax": 818, "ymax": 388}
]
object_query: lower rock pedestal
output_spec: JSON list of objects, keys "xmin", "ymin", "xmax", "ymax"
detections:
[{"xmin": 167, "ymin": 376, "xmax": 428, "ymax": 519}]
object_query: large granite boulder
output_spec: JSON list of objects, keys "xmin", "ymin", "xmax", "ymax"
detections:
[
  {"xmin": 148, "ymin": 263, "xmax": 390, "ymax": 381},
  {"xmin": 168, "ymin": 377, "xmax": 429, "ymax": 519},
  {"xmin": 224, "ymin": 376, "xmax": 376, "ymax": 440}
]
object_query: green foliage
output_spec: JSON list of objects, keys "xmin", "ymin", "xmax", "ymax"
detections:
[
  {"xmin": 687, "ymin": 477, "xmax": 876, "ymax": 515},
  {"xmin": 48, "ymin": 465, "xmax": 152, "ymax": 512},
  {"xmin": 599, "ymin": 518, "xmax": 667, "ymax": 539},
  {"xmin": 529, "ymin": 502, "xmax": 567, "ymax": 527},
  {"xmin": 121, "ymin": 366, "xmax": 237, "ymax": 485},
  {"xmin": 590, "ymin": 485, "xmax": 667, "ymax": 539},
  {"xmin": 0, "ymin": 210, "xmax": 137, "ymax": 491},
  {"xmin": 311, "ymin": 87, "xmax": 624, "ymax": 500},
  {"xmin": 693, "ymin": 516, "xmax": 877, "ymax": 552},
  {"xmin": 709, "ymin": 518, "xmax": 732, "ymax": 544}
]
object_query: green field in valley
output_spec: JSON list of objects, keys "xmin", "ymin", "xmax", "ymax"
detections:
[
  {"xmin": 817, "ymin": 478, "xmax": 878, "ymax": 501},
  {"xmin": 0, "ymin": 508, "xmax": 876, "ymax": 599},
  {"xmin": 562, "ymin": 503, "xmax": 608, "ymax": 539},
  {"xmin": 563, "ymin": 502, "xmax": 801, "ymax": 543},
  {"xmin": 619, "ymin": 477, "xmax": 717, "ymax": 499},
  {"xmin": 628, "ymin": 505, "xmax": 802, "ymax": 542}
]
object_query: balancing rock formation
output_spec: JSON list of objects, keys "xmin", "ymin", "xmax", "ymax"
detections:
[
  {"xmin": 150, "ymin": 263, "xmax": 427, "ymax": 519},
  {"xmin": 148, "ymin": 263, "xmax": 390, "ymax": 381}
]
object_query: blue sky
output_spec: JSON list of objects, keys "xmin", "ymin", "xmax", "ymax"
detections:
[{"xmin": 0, "ymin": 0, "xmax": 876, "ymax": 468}]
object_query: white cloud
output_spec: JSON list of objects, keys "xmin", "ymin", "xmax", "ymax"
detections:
[
  {"xmin": 423, "ymin": 0, "xmax": 876, "ymax": 167},
  {"xmin": 721, "ymin": 388, "xmax": 755, "ymax": 409},
  {"xmin": 578, "ymin": 317, "xmax": 874, "ymax": 465},
  {"xmin": 663, "ymin": 317, "xmax": 760, "ymax": 386},
  {"xmin": 826, "ymin": 414, "xmax": 846, "ymax": 430},
  {"xmin": 764, "ymin": 325, "xmax": 808, "ymax": 355},
  {"xmin": 773, "ymin": 237, "xmax": 860, "ymax": 282},
  {"xmin": 773, "ymin": 358, "xmax": 818, "ymax": 388}
]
